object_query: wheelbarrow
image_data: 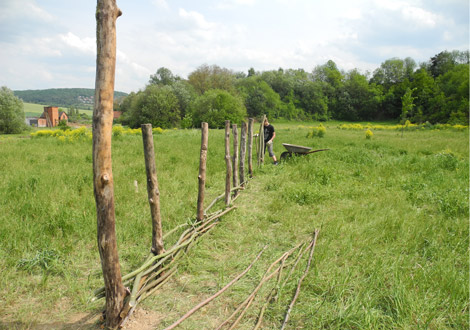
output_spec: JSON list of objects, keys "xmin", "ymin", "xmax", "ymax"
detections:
[{"xmin": 280, "ymin": 143, "xmax": 329, "ymax": 160}]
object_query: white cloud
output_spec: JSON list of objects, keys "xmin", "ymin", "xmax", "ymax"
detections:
[
  {"xmin": 374, "ymin": 0, "xmax": 442, "ymax": 27},
  {"xmin": 215, "ymin": 0, "xmax": 256, "ymax": 10},
  {"xmin": 401, "ymin": 5, "xmax": 440, "ymax": 27},
  {"xmin": 178, "ymin": 8, "xmax": 216, "ymax": 30},
  {"xmin": 341, "ymin": 8, "xmax": 363, "ymax": 20},
  {"xmin": 0, "ymin": 0, "xmax": 54, "ymax": 21},
  {"xmin": 117, "ymin": 49, "xmax": 151, "ymax": 77},
  {"xmin": 59, "ymin": 32, "xmax": 95, "ymax": 55},
  {"xmin": 152, "ymin": 0, "xmax": 169, "ymax": 10}
]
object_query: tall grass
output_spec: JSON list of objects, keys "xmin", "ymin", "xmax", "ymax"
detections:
[{"xmin": 0, "ymin": 123, "xmax": 467, "ymax": 329}]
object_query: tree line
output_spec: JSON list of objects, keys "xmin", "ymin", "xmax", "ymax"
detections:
[{"xmin": 116, "ymin": 50, "xmax": 469, "ymax": 129}]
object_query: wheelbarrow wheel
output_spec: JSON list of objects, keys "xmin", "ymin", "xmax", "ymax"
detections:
[{"xmin": 280, "ymin": 151, "xmax": 292, "ymax": 160}]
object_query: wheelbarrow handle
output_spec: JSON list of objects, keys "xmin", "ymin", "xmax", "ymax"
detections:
[{"xmin": 305, "ymin": 148, "xmax": 330, "ymax": 154}]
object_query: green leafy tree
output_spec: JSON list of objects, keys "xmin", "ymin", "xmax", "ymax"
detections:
[
  {"xmin": 371, "ymin": 58, "xmax": 411, "ymax": 88},
  {"xmin": 336, "ymin": 69, "xmax": 383, "ymax": 121},
  {"xmin": 121, "ymin": 85, "xmax": 180, "ymax": 128},
  {"xmin": 0, "ymin": 86, "xmax": 26, "ymax": 134},
  {"xmin": 260, "ymin": 68, "xmax": 295, "ymax": 102},
  {"xmin": 436, "ymin": 63, "xmax": 469, "ymax": 124},
  {"xmin": 67, "ymin": 105, "xmax": 80, "ymax": 122},
  {"xmin": 293, "ymin": 79, "xmax": 328, "ymax": 120},
  {"xmin": 169, "ymin": 80, "xmax": 196, "ymax": 119},
  {"xmin": 190, "ymin": 89, "xmax": 247, "ymax": 128},
  {"xmin": 236, "ymin": 76, "xmax": 283, "ymax": 118},
  {"xmin": 427, "ymin": 50, "xmax": 469, "ymax": 78},
  {"xmin": 410, "ymin": 68, "xmax": 439, "ymax": 123},
  {"xmin": 311, "ymin": 60, "xmax": 345, "ymax": 119},
  {"xmin": 149, "ymin": 67, "xmax": 179, "ymax": 86},
  {"xmin": 188, "ymin": 64, "xmax": 236, "ymax": 95},
  {"xmin": 400, "ymin": 87, "xmax": 417, "ymax": 136}
]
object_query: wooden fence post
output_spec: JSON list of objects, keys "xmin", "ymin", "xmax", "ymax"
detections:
[
  {"xmin": 93, "ymin": 0, "xmax": 124, "ymax": 328},
  {"xmin": 141, "ymin": 124, "xmax": 164, "ymax": 255},
  {"xmin": 232, "ymin": 124, "xmax": 239, "ymax": 195},
  {"xmin": 258, "ymin": 115, "xmax": 266, "ymax": 166},
  {"xmin": 224, "ymin": 121, "xmax": 232, "ymax": 206},
  {"xmin": 248, "ymin": 118, "xmax": 254, "ymax": 178},
  {"xmin": 197, "ymin": 122, "xmax": 209, "ymax": 221},
  {"xmin": 239, "ymin": 121, "xmax": 247, "ymax": 186}
]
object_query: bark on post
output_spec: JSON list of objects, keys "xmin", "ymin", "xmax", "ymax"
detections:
[
  {"xmin": 258, "ymin": 115, "xmax": 266, "ymax": 166},
  {"xmin": 141, "ymin": 124, "xmax": 164, "ymax": 255},
  {"xmin": 224, "ymin": 121, "xmax": 232, "ymax": 206},
  {"xmin": 232, "ymin": 124, "xmax": 239, "ymax": 195},
  {"xmin": 197, "ymin": 122, "xmax": 209, "ymax": 221},
  {"xmin": 93, "ymin": 1, "xmax": 124, "ymax": 328},
  {"xmin": 248, "ymin": 118, "xmax": 254, "ymax": 178},
  {"xmin": 239, "ymin": 121, "xmax": 247, "ymax": 186}
]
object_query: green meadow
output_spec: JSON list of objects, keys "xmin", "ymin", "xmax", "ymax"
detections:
[{"xmin": 0, "ymin": 122, "xmax": 468, "ymax": 329}]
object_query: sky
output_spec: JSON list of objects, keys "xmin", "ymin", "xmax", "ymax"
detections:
[{"xmin": 0, "ymin": 0, "xmax": 468, "ymax": 93}]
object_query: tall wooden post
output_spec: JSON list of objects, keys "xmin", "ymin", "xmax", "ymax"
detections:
[
  {"xmin": 93, "ymin": 0, "xmax": 124, "ymax": 328},
  {"xmin": 232, "ymin": 124, "xmax": 239, "ymax": 195},
  {"xmin": 197, "ymin": 122, "xmax": 209, "ymax": 221},
  {"xmin": 141, "ymin": 124, "xmax": 164, "ymax": 255},
  {"xmin": 258, "ymin": 115, "xmax": 266, "ymax": 166},
  {"xmin": 239, "ymin": 121, "xmax": 247, "ymax": 186},
  {"xmin": 224, "ymin": 121, "xmax": 232, "ymax": 206},
  {"xmin": 248, "ymin": 118, "xmax": 254, "ymax": 178}
]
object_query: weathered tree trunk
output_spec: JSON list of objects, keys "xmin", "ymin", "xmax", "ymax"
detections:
[
  {"xmin": 232, "ymin": 124, "xmax": 239, "ymax": 196},
  {"xmin": 248, "ymin": 118, "xmax": 254, "ymax": 178},
  {"xmin": 224, "ymin": 121, "xmax": 232, "ymax": 206},
  {"xmin": 239, "ymin": 121, "xmax": 247, "ymax": 186},
  {"xmin": 93, "ymin": 1, "xmax": 124, "ymax": 328},
  {"xmin": 258, "ymin": 115, "xmax": 266, "ymax": 166},
  {"xmin": 141, "ymin": 124, "xmax": 164, "ymax": 255},
  {"xmin": 197, "ymin": 122, "xmax": 209, "ymax": 221}
]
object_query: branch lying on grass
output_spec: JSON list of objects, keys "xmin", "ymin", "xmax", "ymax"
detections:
[
  {"xmin": 216, "ymin": 243, "xmax": 304, "ymax": 330},
  {"xmin": 91, "ymin": 205, "xmax": 237, "ymax": 326},
  {"xmin": 281, "ymin": 229, "xmax": 320, "ymax": 330},
  {"xmin": 214, "ymin": 231, "xmax": 319, "ymax": 330},
  {"xmin": 204, "ymin": 182, "xmax": 248, "ymax": 215},
  {"xmin": 162, "ymin": 245, "xmax": 268, "ymax": 330}
]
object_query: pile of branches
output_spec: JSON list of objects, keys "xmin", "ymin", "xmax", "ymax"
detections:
[
  {"xmin": 92, "ymin": 186, "xmax": 244, "ymax": 327},
  {"xmin": 163, "ymin": 229, "xmax": 320, "ymax": 330}
]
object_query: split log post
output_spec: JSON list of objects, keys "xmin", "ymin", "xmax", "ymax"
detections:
[
  {"xmin": 93, "ymin": 0, "xmax": 125, "ymax": 328},
  {"xmin": 224, "ymin": 120, "xmax": 232, "ymax": 206},
  {"xmin": 239, "ymin": 121, "xmax": 247, "ymax": 186},
  {"xmin": 141, "ymin": 124, "xmax": 164, "ymax": 255},
  {"xmin": 258, "ymin": 115, "xmax": 266, "ymax": 166},
  {"xmin": 247, "ymin": 118, "xmax": 254, "ymax": 177},
  {"xmin": 232, "ymin": 124, "xmax": 239, "ymax": 196},
  {"xmin": 196, "ymin": 122, "xmax": 209, "ymax": 221}
]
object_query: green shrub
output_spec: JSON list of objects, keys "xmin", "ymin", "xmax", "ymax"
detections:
[
  {"xmin": 307, "ymin": 124, "xmax": 326, "ymax": 138},
  {"xmin": 190, "ymin": 89, "xmax": 247, "ymax": 128}
]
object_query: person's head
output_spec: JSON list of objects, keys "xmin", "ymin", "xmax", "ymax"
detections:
[{"xmin": 264, "ymin": 118, "xmax": 269, "ymax": 126}]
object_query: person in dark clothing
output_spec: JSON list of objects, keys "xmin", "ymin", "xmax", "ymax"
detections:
[{"xmin": 263, "ymin": 118, "xmax": 278, "ymax": 165}]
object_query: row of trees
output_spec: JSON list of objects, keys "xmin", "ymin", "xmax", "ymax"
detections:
[
  {"xmin": 13, "ymin": 88, "xmax": 127, "ymax": 109},
  {"xmin": 117, "ymin": 50, "xmax": 469, "ymax": 128}
]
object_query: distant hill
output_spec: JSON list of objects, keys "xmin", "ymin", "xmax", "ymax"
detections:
[{"xmin": 14, "ymin": 88, "xmax": 128, "ymax": 109}]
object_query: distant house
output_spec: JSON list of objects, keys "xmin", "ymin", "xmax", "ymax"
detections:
[
  {"xmin": 26, "ymin": 106, "xmax": 68, "ymax": 127},
  {"xmin": 25, "ymin": 117, "xmax": 41, "ymax": 127},
  {"xmin": 113, "ymin": 111, "xmax": 122, "ymax": 120}
]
